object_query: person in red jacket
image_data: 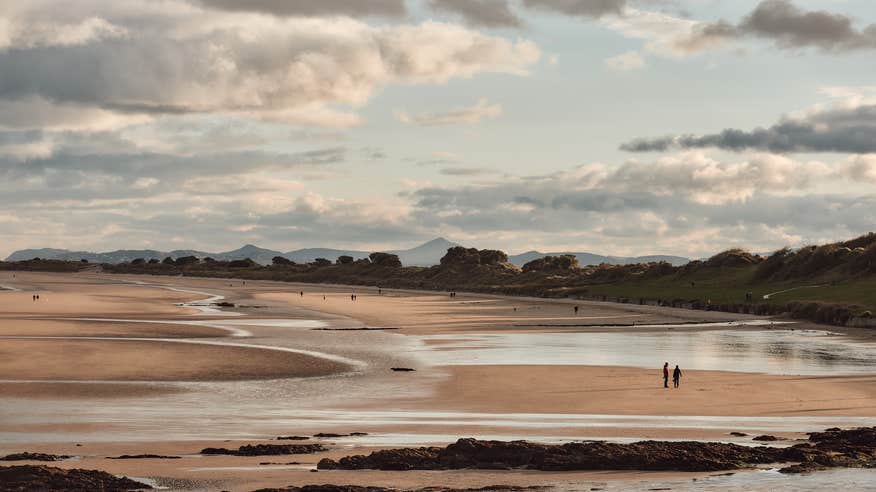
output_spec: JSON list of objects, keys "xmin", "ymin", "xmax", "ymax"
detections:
[{"xmin": 663, "ymin": 362, "xmax": 669, "ymax": 388}]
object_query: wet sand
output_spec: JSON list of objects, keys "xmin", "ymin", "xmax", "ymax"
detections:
[
  {"xmin": 409, "ymin": 365, "xmax": 876, "ymax": 417},
  {"xmin": 2, "ymin": 271, "xmax": 876, "ymax": 490}
]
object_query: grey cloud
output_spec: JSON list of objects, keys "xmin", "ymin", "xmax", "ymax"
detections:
[
  {"xmin": 429, "ymin": 0, "xmax": 522, "ymax": 28},
  {"xmin": 739, "ymin": 0, "xmax": 876, "ymax": 51},
  {"xmin": 195, "ymin": 0, "xmax": 407, "ymax": 18},
  {"xmin": 0, "ymin": 7, "xmax": 539, "ymax": 129},
  {"xmin": 522, "ymin": 0, "xmax": 627, "ymax": 18},
  {"xmin": 681, "ymin": 0, "xmax": 876, "ymax": 53},
  {"xmin": 440, "ymin": 166, "xmax": 496, "ymax": 176},
  {"xmin": 620, "ymin": 105, "xmax": 876, "ymax": 154}
]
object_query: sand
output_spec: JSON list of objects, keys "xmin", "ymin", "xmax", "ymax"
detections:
[{"xmin": 408, "ymin": 365, "xmax": 876, "ymax": 417}]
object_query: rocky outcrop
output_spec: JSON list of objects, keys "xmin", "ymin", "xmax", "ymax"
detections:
[
  {"xmin": 201, "ymin": 444, "xmax": 326, "ymax": 456},
  {"xmin": 521, "ymin": 255, "xmax": 579, "ymax": 273},
  {"xmin": 318, "ymin": 438, "xmax": 785, "ymax": 472},
  {"xmin": 108, "ymin": 454, "xmax": 180, "ymax": 460},
  {"xmin": 253, "ymin": 486, "xmax": 544, "ymax": 492},
  {"xmin": 318, "ymin": 429, "xmax": 876, "ymax": 474},
  {"xmin": 0, "ymin": 453, "xmax": 71, "ymax": 462},
  {"xmin": 0, "ymin": 465, "xmax": 150, "ymax": 491}
]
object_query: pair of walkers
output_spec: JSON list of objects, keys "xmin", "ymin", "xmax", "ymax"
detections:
[{"xmin": 662, "ymin": 362, "xmax": 682, "ymax": 388}]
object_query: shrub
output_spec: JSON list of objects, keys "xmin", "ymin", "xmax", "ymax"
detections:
[{"xmin": 369, "ymin": 252, "xmax": 402, "ymax": 268}]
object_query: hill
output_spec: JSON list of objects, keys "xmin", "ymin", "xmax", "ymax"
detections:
[
  {"xmin": 508, "ymin": 251, "xmax": 689, "ymax": 267},
  {"xmin": 6, "ymin": 238, "xmax": 686, "ymax": 268}
]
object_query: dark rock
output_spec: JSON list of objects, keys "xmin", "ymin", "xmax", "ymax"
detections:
[
  {"xmin": 313, "ymin": 433, "xmax": 368, "ymax": 438},
  {"xmin": 391, "ymin": 367, "xmax": 415, "ymax": 372},
  {"xmin": 752, "ymin": 435, "xmax": 781, "ymax": 442},
  {"xmin": 201, "ymin": 444, "xmax": 326, "ymax": 456},
  {"xmin": 729, "ymin": 432, "xmax": 748, "ymax": 437},
  {"xmin": 0, "ymin": 465, "xmax": 150, "ymax": 491},
  {"xmin": 277, "ymin": 436, "xmax": 310, "ymax": 441},
  {"xmin": 109, "ymin": 454, "xmax": 181, "ymax": 460},
  {"xmin": 251, "ymin": 486, "xmax": 544, "ymax": 492},
  {"xmin": 0, "ymin": 453, "xmax": 71, "ymax": 462},
  {"xmin": 318, "ymin": 428, "xmax": 876, "ymax": 475}
]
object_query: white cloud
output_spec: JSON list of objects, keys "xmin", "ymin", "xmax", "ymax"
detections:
[
  {"xmin": 396, "ymin": 99, "xmax": 503, "ymax": 126},
  {"xmin": 0, "ymin": 4, "xmax": 540, "ymax": 129},
  {"xmin": 604, "ymin": 50, "xmax": 645, "ymax": 71}
]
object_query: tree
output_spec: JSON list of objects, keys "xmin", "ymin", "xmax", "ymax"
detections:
[
  {"xmin": 336, "ymin": 255, "xmax": 354, "ymax": 265},
  {"xmin": 228, "ymin": 258, "xmax": 256, "ymax": 268},
  {"xmin": 175, "ymin": 255, "xmax": 199, "ymax": 266},
  {"xmin": 312, "ymin": 258, "xmax": 332, "ymax": 267},
  {"xmin": 272, "ymin": 256, "xmax": 294, "ymax": 266},
  {"xmin": 369, "ymin": 252, "xmax": 402, "ymax": 267},
  {"xmin": 131, "ymin": 258, "xmax": 146, "ymax": 265},
  {"xmin": 162, "ymin": 257, "xmax": 175, "ymax": 265}
]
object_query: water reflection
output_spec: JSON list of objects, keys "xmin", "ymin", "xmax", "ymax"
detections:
[{"xmin": 415, "ymin": 329, "xmax": 876, "ymax": 375}]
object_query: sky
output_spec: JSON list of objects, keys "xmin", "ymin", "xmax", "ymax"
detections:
[{"xmin": 1, "ymin": 0, "xmax": 876, "ymax": 259}]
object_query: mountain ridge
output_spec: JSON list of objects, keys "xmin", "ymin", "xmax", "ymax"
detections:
[{"xmin": 6, "ymin": 238, "xmax": 690, "ymax": 267}]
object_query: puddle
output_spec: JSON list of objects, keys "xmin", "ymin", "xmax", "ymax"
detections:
[{"xmin": 415, "ymin": 327, "xmax": 876, "ymax": 375}]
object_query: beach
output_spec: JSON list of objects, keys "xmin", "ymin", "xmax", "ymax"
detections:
[{"xmin": 2, "ymin": 271, "xmax": 876, "ymax": 490}]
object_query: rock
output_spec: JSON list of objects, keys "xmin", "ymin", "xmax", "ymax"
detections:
[
  {"xmin": 391, "ymin": 367, "xmax": 415, "ymax": 372},
  {"xmin": 277, "ymin": 436, "xmax": 310, "ymax": 441},
  {"xmin": 0, "ymin": 453, "xmax": 71, "ymax": 462},
  {"xmin": 316, "ymin": 438, "xmax": 789, "ymax": 472},
  {"xmin": 729, "ymin": 432, "xmax": 748, "ymax": 437},
  {"xmin": 109, "ymin": 454, "xmax": 181, "ymax": 460},
  {"xmin": 752, "ymin": 435, "xmax": 781, "ymax": 442},
  {"xmin": 318, "ymin": 428, "xmax": 876, "ymax": 475},
  {"xmin": 313, "ymin": 433, "xmax": 367, "ymax": 438},
  {"xmin": 251, "ymin": 486, "xmax": 544, "ymax": 492},
  {"xmin": 0, "ymin": 465, "xmax": 150, "ymax": 491},
  {"xmin": 521, "ymin": 255, "xmax": 579, "ymax": 273},
  {"xmin": 201, "ymin": 444, "xmax": 326, "ymax": 456}
]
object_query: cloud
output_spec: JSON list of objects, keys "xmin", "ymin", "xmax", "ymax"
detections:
[
  {"xmin": 604, "ymin": 50, "xmax": 645, "ymax": 71},
  {"xmin": 404, "ymin": 152, "xmax": 876, "ymax": 256},
  {"xmin": 396, "ymin": 99, "xmax": 503, "ymax": 126},
  {"xmin": 620, "ymin": 102, "xmax": 876, "ymax": 154},
  {"xmin": 738, "ymin": 0, "xmax": 876, "ymax": 51},
  {"xmin": 429, "ymin": 0, "xmax": 522, "ymax": 28},
  {"xmin": 440, "ymin": 166, "xmax": 497, "ymax": 176},
  {"xmin": 522, "ymin": 0, "xmax": 627, "ymax": 19},
  {"xmin": 603, "ymin": 1, "xmax": 876, "ymax": 60},
  {"xmin": 0, "ymin": 4, "xmax": 540, "ymax": 130},
  {"xmin": 194, "ymin": 0, "xmax": 407, "ymax": 18}
]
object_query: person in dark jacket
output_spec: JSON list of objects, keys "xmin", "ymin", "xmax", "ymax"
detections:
[{"xmin": 673, "ymin": 365, "xmax": 682, "ymax": 388}]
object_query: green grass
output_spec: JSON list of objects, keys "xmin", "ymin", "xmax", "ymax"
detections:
[{"xmin": 579, "ymin": 266, "xmax": 876, "ymax": 309}]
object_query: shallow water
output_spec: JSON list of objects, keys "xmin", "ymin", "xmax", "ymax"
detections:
[{"xmin": 415, "ymin": 327, "xmax": 876, "ymax": 375}]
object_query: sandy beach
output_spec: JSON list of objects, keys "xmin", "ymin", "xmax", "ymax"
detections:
[{"xmin": 2, "ymin": 271, "xmax": 876, "ymax": 490}]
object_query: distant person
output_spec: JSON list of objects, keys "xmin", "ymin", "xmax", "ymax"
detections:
[
  {"xmin": 673, "ymin": 365, "xmax": 682, "ymax": 388},
  {"xmin": 300, "ymin": 291, "xmax": 304, "ymax": 297},
  {"xmin": 574, "ymin": 306, "xmax": 579, "ymax": 316},
  {"xmin": 663, "ymin": 362, "xmax": 669, "ymax": 388},
  {"xmin": 323, "ymin": 295, "xmax": 326, "ymax": 301}
]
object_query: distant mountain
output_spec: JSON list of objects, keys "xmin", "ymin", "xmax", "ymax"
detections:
[
  {"xmin": 390, "ymin": 237, "xmax": 460, "ymax": 267},
  {"xmin": 5, "ymin": 238, "xmax": 461, "ymax": 267},
  {"xmin": 508, "ymin": 251, "xmax": 689, "ymax": 267},
  {"xmin": 7, "ymin": 239, "xmax": 688, "ymax": 268}
]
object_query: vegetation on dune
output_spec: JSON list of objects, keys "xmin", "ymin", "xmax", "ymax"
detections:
[{"xmin": 5, "ymin": 233, "xmax": 876, "ymax": 327}]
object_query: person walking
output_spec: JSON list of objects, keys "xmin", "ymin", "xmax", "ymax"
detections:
[
  {"xmin": 673, "ymin": 365, "xmax": 682, "ymax": 388},
  {"xmin": 663, "ymin": 362, "xmax": 669, "ymax": 388}
]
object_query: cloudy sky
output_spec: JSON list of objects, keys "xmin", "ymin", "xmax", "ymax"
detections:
[{"xmin": 2, "ymin": 0, "xmax": 876, "ymax": 258}]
